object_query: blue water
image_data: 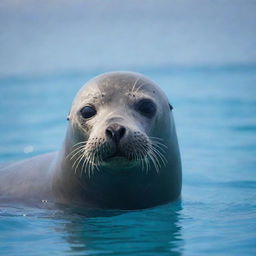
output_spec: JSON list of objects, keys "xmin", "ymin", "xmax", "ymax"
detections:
[{"xmin": 0, "ymin": 67, "xmax": 256, "ymax": 255}]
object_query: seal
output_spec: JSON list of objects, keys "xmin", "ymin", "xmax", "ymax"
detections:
[{"xmin": 0, "ymin": 71, "xmax": 182, "ymax": 209}]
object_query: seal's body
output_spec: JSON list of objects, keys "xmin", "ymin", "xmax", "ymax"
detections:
[{"xmin": 0, "ymin": 72, "xmax": 182, "ymax": 209}]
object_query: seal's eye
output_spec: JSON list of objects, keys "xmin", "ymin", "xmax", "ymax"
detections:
[
  {"xmin": 80, "ymin": 106, "xmax": 97, "ymax": 119},
  {"xmin": 135, "ymin": 99, "xmax": 156, "ymax": 118}
]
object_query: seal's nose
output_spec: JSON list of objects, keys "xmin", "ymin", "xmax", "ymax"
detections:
[{"xmin": 105, "ymin": 123, "xmax": 126, "ymax": 145}]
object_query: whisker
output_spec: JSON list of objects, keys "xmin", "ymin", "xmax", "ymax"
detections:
[
  {"xmin": 73, "ymin": 141, "xmax": 87, "ymax": 146},
  {"xmin": 134, "ymin": 82, "xmax": 144, "ymax": 94},
  {"xmin": 96, "ymin": 84, "xmax": 103, "ymax": 96},
  {"xmin": 150, "ymin": 138, "xmax": 168, "ymax": 148},
  {"xmin": 147, "ymin": 152, "xmax": 159, "ymax": 174},
  {"xmin": 151, "ymin": 145, "xmax": 167, "ymax": 165},
  {"xmin": 70, "ymin": 148, "xmax": 86, "ymax": 160},
  {"xmin": 149, "ymin": 149, "xmax": 161, "ymax": 172},
  {"xmin": 151, "ymin": 144, "xmax": 167, "ymax": 153},
  {"xmin": 83, "ymin": 156, "xmax": 90, "ymax": 177},
  {"xmin": 131, "ymin": 77, "xmax": 140, "ymax": 94},
  {"xmin": 145, "ymin": 157, "xmax": 150, "ymax": 174},
  {"xmin": 73, "ymin": 152, "xmax": 84, "ymax": 175},
  {"xmin": 81, "ymin": 152, "xmax": 88, "ymax": 177},
  {"xmin": 149, "ymin": 136, "xmax": 164, "ymax": 141},
  {"xmin": 66, "ymin": 146, "xmax": 84, "ymax": 160}
]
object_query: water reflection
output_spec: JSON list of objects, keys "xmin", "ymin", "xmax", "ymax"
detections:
[{"xmin": 56, "ymin": 201, "xmax": 183, "ymax": 256}]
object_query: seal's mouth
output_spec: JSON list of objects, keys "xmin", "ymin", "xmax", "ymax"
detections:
[
  {"xmin": 104, "ymin": 150, "xmax": 131, "ymax": 162},
  {"xmin": 102, "ymin": 149, "xmax": 139, "ymax": 170}
]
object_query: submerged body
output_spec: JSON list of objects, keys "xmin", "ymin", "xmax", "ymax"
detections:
[{"xmin": 0, "ymin": 72, "xmax": 182, "ymax": 209}]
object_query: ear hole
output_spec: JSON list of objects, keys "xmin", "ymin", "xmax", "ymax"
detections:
[{"xmin": 169, "ymin": 103, "xmax": 173, "ymax": 111}]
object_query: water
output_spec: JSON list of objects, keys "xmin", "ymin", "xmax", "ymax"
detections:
[{"xmin": 0, "ymin": 67, "xmax": 256, "ymax": 255}]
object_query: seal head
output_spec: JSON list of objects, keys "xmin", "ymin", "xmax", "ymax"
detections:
[{"xmin": 53, "ymin": 71, "xmax": 182, "ymax": 209}]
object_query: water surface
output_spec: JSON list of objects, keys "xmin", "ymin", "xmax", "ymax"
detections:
[{"xmin": 0, "ymin": 67, "xmax": 255, "ymax": 255}]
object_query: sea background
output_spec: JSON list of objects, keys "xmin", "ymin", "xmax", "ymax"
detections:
[{"xmin": 0, "ymin": 1, "xmax": 255, "ymax": 255}]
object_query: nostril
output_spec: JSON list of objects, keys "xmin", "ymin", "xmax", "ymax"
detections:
[
  {"xmin": 119, "ymin": 127, "xmax": 126, "ymax": 139},
  {"xmin": 106, "ymin": 127, "xmax": 115, "ymax": 139}
]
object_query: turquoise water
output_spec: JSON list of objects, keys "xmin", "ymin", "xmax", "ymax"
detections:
[{"xmin": 0, "ymin": 67, "xmax": 256, "ymax": 255}]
